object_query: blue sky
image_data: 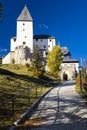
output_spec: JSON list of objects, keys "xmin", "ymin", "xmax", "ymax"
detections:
[{"xmin": 0, "ymin": 0, "xmax": 87, "ymax": 64}]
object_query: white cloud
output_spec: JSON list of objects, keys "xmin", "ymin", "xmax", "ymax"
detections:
[
  {"xmin": 39, "ymin": 23, "xmax": 48, "ymax": 29},
  {"xmin": 43, "ymin": 24, "xmax": 48, "ymax": 29},
  {"xmin": 0, "ymin": 48, "xmax": 7, "ymax": 52}
]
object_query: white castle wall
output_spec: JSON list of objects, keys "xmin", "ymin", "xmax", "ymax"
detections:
[
  {"xmin": 48, "ymin": 38, "xmax": 56, "ymax": 51},
  {"xmin": 33, "ymin": 38, "xmax": 56, "ymax": 52},
  {"xmin": 15, "ymin": 45, "xmax": 31, "ymax": 64},
  {"xmin": 16, "ymin": 21, "xmax": 33, "ymax": 53},
  {"xmin": 2, "ymin": 51, "xmax": 15, "ymax": 64},
  {"xmin": 10, "ymin": 37, "xmax": 17, "ymax": 51}
]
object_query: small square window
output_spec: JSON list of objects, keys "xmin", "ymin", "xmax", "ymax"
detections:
[
  {"xmin": 43, "ymin": 45, "xmax": 46, "ymax": 48},
  {"xmin": 14, "ymin": 38, "xmax": 16, "ymax": 42},
  {"xmin": 23, "ymin": 41, "xmax": 26, "ymax": 45},
  {"xmin": 46, "ymin": 52, "xmax": 48, "ymax": 55},
  {"xmin": 36, "ymin": 38, "xmax": 38, "ymax": 41}
]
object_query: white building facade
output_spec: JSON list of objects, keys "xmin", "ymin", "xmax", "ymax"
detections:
[
  {"xmin": 11, "ymin": 5, "xmax": 33, "ymax": 52},
  {"xmin": 2, "ymin": 5, "xmax": 79, "ymax": 80},
  {"xmin": 60, "ymin": 47, "xmax": 79, "ymax": 80},
  {"xmin": 33, "ymin": 35, "xmax": 56, "ymax": 52},
  {"xmin": 2, "ymin": 5, "xmax": 56, "ymax": 64}
]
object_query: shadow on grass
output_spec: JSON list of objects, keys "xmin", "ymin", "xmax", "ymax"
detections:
[
  {"xmin": 0, "ymin": 68, "xmax": 56, "ymax": 86},
  {"xmin": 0, "ymin": 68, "xmax": 58, "ymax": 129},
  {"xmin": 0, "ymin": 126, "xmax": 11, "ymax": 130}
]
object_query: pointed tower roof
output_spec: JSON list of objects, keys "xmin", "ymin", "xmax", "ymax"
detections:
[{"xmin": 17, "ymin": 5, "xmax": 33, "ymax": 21}]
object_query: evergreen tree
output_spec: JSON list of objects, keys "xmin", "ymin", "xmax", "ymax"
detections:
[
  {"xmin": 47, "ymin": 46, "xmax": 63, "ymax": 77},
  {"xmin": 31, "ymin": 46, "xmax": 43, "ymax": 76},
  {"xmin": 11, "ymin": 58, "xmax": 15, "ymax": 64}
]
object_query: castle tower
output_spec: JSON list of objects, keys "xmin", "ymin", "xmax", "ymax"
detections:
[{"xmin": 16, "ymin": 5, "xmax": 33, "ymax": 53}]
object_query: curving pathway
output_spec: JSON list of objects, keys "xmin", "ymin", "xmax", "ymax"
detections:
[{"xmin": 25, "ymin": 81, "xmax": 87, "ymax": 130}]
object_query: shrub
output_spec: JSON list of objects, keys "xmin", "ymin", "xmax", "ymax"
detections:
[
  {"xmin": 75, "ymin": 74, "xmax": 80, "ymax": 92},
  {"xmin": 11, "ymin": 58, "xmax": 15, "ymax": 64},
  {"xmin": 33, "ymin": 70, "xmax": 41, "ymax": 77},
  {"xmin": 25, "ymin": 63, "xmax": 30, "ymax": 68}
]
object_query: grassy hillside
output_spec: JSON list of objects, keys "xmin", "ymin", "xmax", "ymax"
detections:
[{"xmin": 0, "ymin": 64, "xmax": 59, "ymax": 129}]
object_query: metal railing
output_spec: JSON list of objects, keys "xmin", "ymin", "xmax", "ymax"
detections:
[{"xmin": 0, "ymin": 82, "xmax": 51, "ymax": 124}]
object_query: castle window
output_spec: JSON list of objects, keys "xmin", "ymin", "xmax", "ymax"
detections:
[
  {"xmin": 36, "ymin": 38, "xmax": 38, "ymax": 41},
  {"xmin": 13, "ymin": 38, "xmax": 16, "ymax": 42},
  {"xmin": 23, "ymin": 23, "xmax": 25, "ymax": 25},
  {"xmin": 46, "ymin": 52, "xmax": 48, "ymax": 55},
  {"xmin": 23, "ymin": 41, "xmax": 26, "ymax": 45},
  {"xmin": 48, "ymin": 45, "xmax": 50, "ymax": 47},
  {"xmin": 43, "ymin": 45, "xmax": 46, "ymax": 48},
  {"xmin": 23, "ymin": 29, "xmax": 25, "ymax": 31},
  {"xmin": 49, "ymin": 39, "xmax": 51, "ymax": 42},
  {"xmin": 41, "ymin": 39, "xmax": 42, "ymax": 42},
  {"xmin": 25, "ymin": 36, "xmax": 26, "ymax": 38}
]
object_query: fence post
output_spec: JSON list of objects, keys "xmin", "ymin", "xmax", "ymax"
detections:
[
  {"xmin": 41, "ymin": 85, "xmax": 42, "ymax": 93},
  {"xmin": 45, "ymin": 83, "xmax": 47, "ymax": 91},
  {"xmin": 12, "ymin": 94, "xmax": 14, "ymax": 116},
  {"xmin": 36, "ymin": 85, "xmax": 37, "ymax": 98},
  {"xmin": 28, "ymin": 87, "xmax": 30, "ymax": 104}
]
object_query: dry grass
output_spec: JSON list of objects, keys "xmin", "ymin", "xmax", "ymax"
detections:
[{"xmin": 0, "ymin": 64, "xmax": 58, "ymax": 129}]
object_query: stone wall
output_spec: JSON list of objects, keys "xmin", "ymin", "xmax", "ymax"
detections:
[
  {"xmin": 15, "ymin": 45, "xmax": 30, "ymax": 64},
  {"xmin": 60, "ymin": 62, "xmax": 78, "ymax": 80}
]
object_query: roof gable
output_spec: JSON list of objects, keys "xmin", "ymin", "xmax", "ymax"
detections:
[{"xmin": 17, "ymin": 5, "xmax": 33, "ymax": 21}]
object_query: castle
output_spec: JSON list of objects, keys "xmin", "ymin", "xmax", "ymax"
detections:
[{"xmin": 2, "ymin": 5, "xmax": 79, "ymax": 80}]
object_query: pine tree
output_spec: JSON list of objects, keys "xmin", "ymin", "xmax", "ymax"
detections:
[{"xmin": 31, "ymin": 46, "xmax": 43, "ymax": 76}]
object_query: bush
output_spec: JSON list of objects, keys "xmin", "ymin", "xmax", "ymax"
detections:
[
  {"xmin": 33, "ymin": 70, "xmax": 41, "ymax": 77},
  {"xmin": 75, "ymin": 74, "xmax": 80, "ymax": 92},
  {"xmin": 25, "ymin": 63, "xmax": 30, "ymax": 71},
  {"xmin": 83, "ymin": 83, "xmax": 87, "ymax": 91},
  {"xmin": 25, "ymin": 63, "xmax": 30, "ymax": 68}
]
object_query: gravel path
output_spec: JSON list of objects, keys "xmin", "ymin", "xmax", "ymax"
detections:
[{"xmin": 26, "ymin": 81, "xmax": 87, "ymax": 130}]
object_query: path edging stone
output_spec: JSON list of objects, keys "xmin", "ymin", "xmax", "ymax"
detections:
[{"xmin": 9, "ymin": 86, "xmax": 56, "ymax": 130}]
